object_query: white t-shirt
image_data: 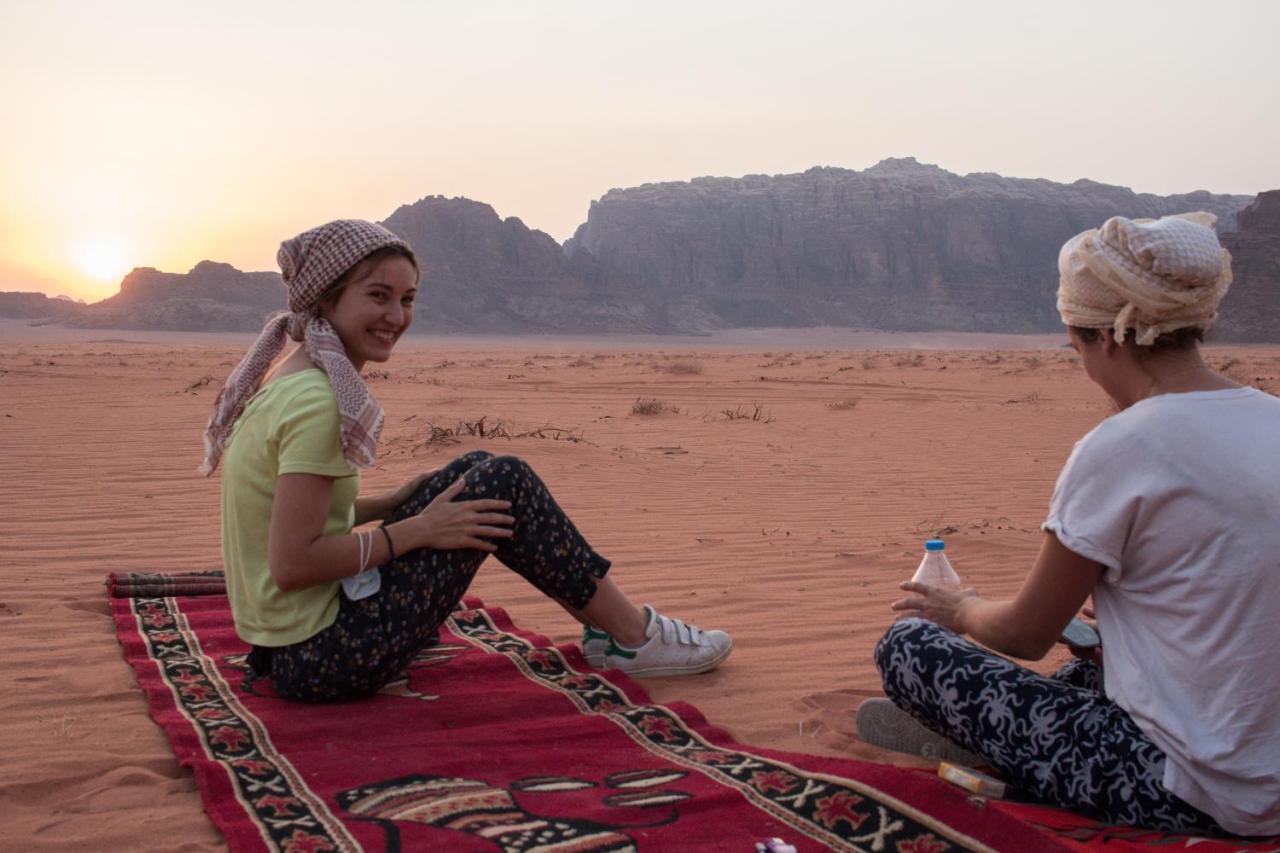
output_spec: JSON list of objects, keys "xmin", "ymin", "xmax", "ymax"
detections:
[{"xmin": 1043, "ymin": 387, "xmax": 1280, "ymax": 836}]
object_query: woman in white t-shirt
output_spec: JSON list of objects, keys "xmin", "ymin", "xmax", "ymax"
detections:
[{"xmin": 857, "ymin": 212, "xmax": 1280, "ymax": 837}]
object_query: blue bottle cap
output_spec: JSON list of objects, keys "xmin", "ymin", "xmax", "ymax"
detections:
[{"xmin": 924, "ymin": 539, "xmax": 945, "ymax": 551}]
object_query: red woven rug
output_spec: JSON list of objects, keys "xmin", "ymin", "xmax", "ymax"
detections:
[{"xmin": 112, "ymin": 585, "xmax": 1276, "ymax": 852}]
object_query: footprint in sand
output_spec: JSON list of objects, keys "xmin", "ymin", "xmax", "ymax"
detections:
[{"xmin": 790, "ymin": 689, "xmax": 873, "ymax": 750}]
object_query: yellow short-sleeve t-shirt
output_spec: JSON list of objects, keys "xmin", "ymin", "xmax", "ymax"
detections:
[{"xmin": 220, "ymin": 369, "xmax": 360, "ymax": 646}]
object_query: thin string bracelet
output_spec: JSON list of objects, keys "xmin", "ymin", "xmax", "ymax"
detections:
[
  {"xmin": 359, "ymin": 530, "xmax": 374, "ymax": 574},
  {"xmin": 380, "ymin": 526, "xmax": 397, "ymax": 561},
  {"xmin": 355, "ymin": 529, "xmax": 368, "ymax": 576}
]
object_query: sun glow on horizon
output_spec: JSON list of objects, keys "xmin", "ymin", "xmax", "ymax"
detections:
[
  {"xmin": 2, "ymin": 1, "xmax": 1276, "ymax": 309},
  {"xmin": 73, "ymin": 236, "xmax": 133, "ymax": 284}
]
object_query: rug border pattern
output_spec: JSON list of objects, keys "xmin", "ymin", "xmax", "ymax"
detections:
[
  {"xmin": 446, "ymin": 606, "xmax": 994, "ymax": 853},
  {"xmin": 130, "ymin": 596, "xmax": 360, "ymax": 853}
]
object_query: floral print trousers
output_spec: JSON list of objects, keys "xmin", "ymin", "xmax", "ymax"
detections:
[
  {"xmin": 253, "ymin": 451, "xmax": 611, "ymax": 702},
  {"xmin": 875, "ymin": 618, "xmax": 1225, "ymax": 834}
]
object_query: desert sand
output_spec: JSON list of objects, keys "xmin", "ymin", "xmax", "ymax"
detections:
[{"xmin": 2, "ymin": 323, "xmax": 1277, "ymax": 850}]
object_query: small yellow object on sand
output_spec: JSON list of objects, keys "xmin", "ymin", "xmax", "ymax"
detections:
[{"xmin": 938, "ymin": 761, "xmax": 1007, "ymax": 799}]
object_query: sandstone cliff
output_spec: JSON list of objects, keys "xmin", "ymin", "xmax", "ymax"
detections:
[
  {"xmin": 1216, "ymin": 191, "xmax": 1280, "ymax": 343},
  {"xmin": 567, "ymin": 158, "xmax": 1254, "ymax": 334},
  {"xmin": 12, "ymin": 161, "xmax": 1274, "ymax": 339},
  {"xmin": 68, "ymin": 261, "xmax": 285, "ymax": 331},
  {"xmin": 382, "ymin": 196, "xmax": 655, "ymax": 332},
  {"xmin": 0, "ymin": 292, "xmax": 85, "ymax": 322}
]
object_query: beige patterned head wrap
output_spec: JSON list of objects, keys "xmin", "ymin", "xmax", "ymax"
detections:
[
  {"xmin": 200, "ymin": 219, "xmax": 415, "ymax": 475},
  {"xmin": 1057, "ymin": 211, "xmax": 1232, "ymax": 345}
]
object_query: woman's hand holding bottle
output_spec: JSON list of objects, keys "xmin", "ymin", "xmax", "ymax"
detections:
[{"xmin": 892, "ymin": 581, "xmax": 981, "ymax": 632}]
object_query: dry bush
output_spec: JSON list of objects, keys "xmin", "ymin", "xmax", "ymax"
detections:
[
  {"xmin": 567, "ymin": 356, "xmax": 593, "ymax": 368},
  {"xmin": 1210, "ymin": 356, "xmax": 1258, "ymax": 387},
  {"xmin": 631, "ymin": 398, "xmax": 680, "ymax": 416},
  {"xmin": 893, "ymin": 353, "xmax": 926, "ymax": 368},
  {"xmin": 826, "ymin": 398, "xmax": 859, "ymax": 411},
  {"xmin": 722, "ymin": 404, "xmax": 774, "ymax": 423},
  {"xmin": 861, "ymin": 356, "xmax": 878, "ymax": 370},
  {"xmin": 1003, "ymin": 391, "xmax": 1042, "ymax": 405},
  {"xmin": 1213, "ymin": 356, "xmax": 1241, "ymax": 372},
  {"xmin": 665, "ymin": 360, "xmax": 704, "ymax": 375},
  {"xmin": 417, "ymin": 417, "xmax": 585, "ymax": 448}
]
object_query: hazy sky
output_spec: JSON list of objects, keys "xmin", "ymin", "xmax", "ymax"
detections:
[{"xmin": 3, "ymin": 0, "xmax": 1278, "ymax": 301}]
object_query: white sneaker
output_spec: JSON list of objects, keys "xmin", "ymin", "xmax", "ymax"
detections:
[
  {"xmin": 581, "ymin": 625, "xmax": 611, "ymax": 669},
  {"xmin": 603, "ymin": 605, "xmax": 732, "ymax": 677}
]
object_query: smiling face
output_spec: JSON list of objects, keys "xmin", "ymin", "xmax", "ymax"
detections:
[{"xmin": 320, "ymin": 253, "xmax": 419, "ymax": 371}]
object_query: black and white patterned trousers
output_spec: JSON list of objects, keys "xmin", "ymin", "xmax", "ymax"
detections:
[
  {"xmin": 874, "ymin": 618, "xmax": 1226, "ymax": 834},
  {"xmin": 252, "ymin": 451, "xmax": 611, "ymax": 702}
]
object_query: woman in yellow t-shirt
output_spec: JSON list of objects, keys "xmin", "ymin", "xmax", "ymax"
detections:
[{"xmin": 202, "ymin": 219, "xmax": 732, "ymax": 701}]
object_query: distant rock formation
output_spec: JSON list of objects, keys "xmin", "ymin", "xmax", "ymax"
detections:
[
  {"xmin": 68, "ymin": 261, "xmax": 285, "ymax": 331},
  {"xmin": 8, "ymin": 159, "xmax": 1275, "ymax": 340},
  {"xmin": 382, "ymin": 196, "xmax": 655, "ymax": 332},
  {"xmin": 567, "ymin": 158, "xmax": 1254, "ymax": 334},
  {"xmin": 1216, "ymin": 191, "xmax": 1280, "ymax": 343},
  {"xmin": 0, "ymin": 291, "xmax": 84, "ymax": 322}
]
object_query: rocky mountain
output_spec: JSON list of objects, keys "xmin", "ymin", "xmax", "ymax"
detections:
[
  {"xmin": 382, "ymin": 196, "xmax": 656, "ymax": 332},
  {"xmin": 566, "ymin": 158, "xmax": 1255, "ymax": 334},
  {"xmin": 0, "ymin": 291, "xmax": 84, "ymax": 322},
  {"xmin": 6, "ymin": 159, "xmax": 1274, "ymax": 339},
  {"xmin": 1216, "ymin": 191, "xmax": 1280, "ymax": 343},
  {"xmin": 61, "ymin": 261, "xmax": 285, "ymax": 331}
]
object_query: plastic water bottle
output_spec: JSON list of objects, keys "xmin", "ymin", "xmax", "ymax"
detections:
[{"xmin": 910, "ymin": 539, "xmax": 962, "ymax": 588}]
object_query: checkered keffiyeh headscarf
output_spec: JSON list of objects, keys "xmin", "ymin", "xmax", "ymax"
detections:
[
  {"xmin": 1057, "ymin": 211, "xmax": 1233, "ymax": 345},
  {"xmin": 199, "ymin": 220, "xmax": 414, "ymax": 475}
]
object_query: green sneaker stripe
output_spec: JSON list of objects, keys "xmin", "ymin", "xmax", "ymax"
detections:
[{"xmin": 604, "ymin": 638, "xmax": 637, "ymax": 660}]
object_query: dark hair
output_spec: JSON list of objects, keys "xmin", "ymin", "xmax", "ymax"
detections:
[
  {"xmin": 321, "ymin": 245, "xmax": 420, "ymax": 304},
  {"xmin": 1070, "ymin": 325, "xmax": 1204, "ymax": 351}
]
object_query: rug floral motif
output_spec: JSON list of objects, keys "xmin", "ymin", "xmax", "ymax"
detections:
[{"xmin": 114, "ymin": 582, "xmax": 1267, "ymax": 852}]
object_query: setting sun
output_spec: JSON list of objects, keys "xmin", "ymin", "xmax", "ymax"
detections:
[{"xmin": 73, "ymin": 236, "xmax": 132, "ymax": 283}]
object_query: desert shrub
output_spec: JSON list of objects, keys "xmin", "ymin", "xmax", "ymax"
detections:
[
  {"xmin": 631, "ymin": 398, "xmax": 680, "ymax": 415},
  {"xmin": 417, "ymin": 417, "xmax": 585, "ymax": 448},
  {"xmin": 721, "ymin": 404, "xmax": 774, "ymax": 423}
]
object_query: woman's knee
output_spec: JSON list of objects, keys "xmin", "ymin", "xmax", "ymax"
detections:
[
  {"xmin": 453, "ymin": 450, "xmax": 495, "ymax": 469},
  {"xmin": 425, "ymin": 451, "xmax": 495, "ymax": 487},
  {"xmin": 468, "ymin": 454, "xmax": 536, "ymax": 486},
  {"xmin": 874, "ymin": 617, "xmax": 940, "ymax": 673}
]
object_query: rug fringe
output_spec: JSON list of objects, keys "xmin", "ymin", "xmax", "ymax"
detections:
[{"xmin": 106, "ymin": 570, "xmax": 226, "ymax": 598}]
